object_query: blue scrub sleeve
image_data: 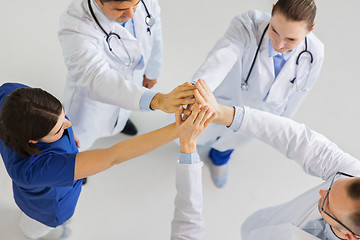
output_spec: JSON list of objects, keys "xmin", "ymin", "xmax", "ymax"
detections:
[{"xmin": 18, "ymin": 153, "xmax": 77, "ymax": 188}]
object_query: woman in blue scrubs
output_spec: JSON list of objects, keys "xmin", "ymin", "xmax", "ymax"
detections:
[{"xmin": 0, "ymin": 82, "xmax": 210, "ymax": 240}]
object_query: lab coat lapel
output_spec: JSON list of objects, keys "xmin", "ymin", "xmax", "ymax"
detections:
[
  {"xmin": 254, "ymin": 32, "xmax": 276, "ymax": 98},
  {"xmin": 133, "ymin": 5, "xmax": 147, "ymax": 41},
  {"xmin": 264, "ymin": 41, "xmax": 305, "ymax": 103}
]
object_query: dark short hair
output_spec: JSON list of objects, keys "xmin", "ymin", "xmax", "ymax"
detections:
[
  {"xmin": 0, "ymin": 88, "xmax": 62, "ymax": 156},
  {"xmin": 99, "ymin": 0, "xmax": 132, "ymax": 4},
  {"xmin": 346, "ymin": 178, "xmax": 360, "ymax": 234},
  {"xmin": 272, "ymin": 0, "xmax": 317, "ymax": 30}
]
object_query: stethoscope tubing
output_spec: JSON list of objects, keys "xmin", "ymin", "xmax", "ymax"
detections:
[
  {"xmin": 88, "ymin": 0, "xmax": 154, "ymax": 65},
  {"xmin": 242, "ymin": 23, "xmax": 313, "ymax": 92}
]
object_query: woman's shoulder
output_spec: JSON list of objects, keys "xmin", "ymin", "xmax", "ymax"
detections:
[{"xmin": 231, "ymin": 10, "xmax": 270, "ymax": 28}]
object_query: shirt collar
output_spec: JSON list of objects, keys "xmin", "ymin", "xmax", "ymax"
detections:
[
  {"xmin": 268, "ymin": 39, "xmax": 295, "ymax": 61},
  {"xmin": 324, "ymin": 222, "xmax": 343, "ymax": 240}
]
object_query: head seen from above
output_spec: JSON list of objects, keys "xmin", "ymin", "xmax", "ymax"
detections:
[
  {"xmin": 0, "ymin": 88, "xmax": 71, "ymax": 156},
  {"xmin": 318, "ymin": 173, "xmax": 360, "ymax": 239},
  {"xmin": 95, "ymin": 0, "xmax": 141, "ymax": 23},
  {"xmin": 269, "ymin": 0, "xmax": 317, "ymax": 53}
]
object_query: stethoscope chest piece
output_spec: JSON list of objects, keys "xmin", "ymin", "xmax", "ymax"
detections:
[
  {"xmin": 241, "ymin": 83, "xmax": 248, "ymax": 91},
  {"xmin": 145, "ymin": 14, "xmax": 155, "ymax": 26}
]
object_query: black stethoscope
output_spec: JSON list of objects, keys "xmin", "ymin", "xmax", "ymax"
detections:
[
  {"xmin": 241, "ymin": 23, "xmax": 314, "ymax": 92},
  {"xmin": 88, "ymin": 0, "xmax": 155, "ymax": 66}
]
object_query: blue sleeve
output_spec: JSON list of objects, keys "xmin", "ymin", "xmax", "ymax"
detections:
[
  {"xmin": 19, "ymin": 153, "xmax": 77, "ymax": 188},
  {"xmin": 0, "ymin": 83, "xmax": 29, "ymax": 106},
  {"xmin": 139, "ymin": 90, "xmax": 158, "ymax": 111},
  {"xmin": 179, "ymin": 152, "xmax": 200, "ymax": 164}
]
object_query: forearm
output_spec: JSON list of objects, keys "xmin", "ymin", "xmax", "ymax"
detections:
[
  {"xmin": 74, "ymin": 123, "xmax": 178, "ymax": 180},
  {"xmin": 109, "ymin": 123, "xmax": 178, "ymax": 164},
  {"xmin": 240, "ymin": 107, "xmax": 360, "ymax": 180},
  {"xmin": 171, "ymin": 162, "xmax": 205, "ymax": 240}
]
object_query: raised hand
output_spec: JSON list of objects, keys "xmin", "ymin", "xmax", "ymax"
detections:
[
  {"xmin": 150, "ymin": 82, "xmax": 196, "ymax": 113},
  {"xmin": 175, "ymin": 103, "xmax": 215, "ymax": 153},
  {"xmin": 194, "ymin": 79, "xmax": 235, "ymax": 127}
]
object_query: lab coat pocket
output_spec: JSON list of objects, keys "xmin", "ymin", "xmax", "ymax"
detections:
[{"xmin": 263, "ymin": 79, "xmax": 294, "ymax": 104}]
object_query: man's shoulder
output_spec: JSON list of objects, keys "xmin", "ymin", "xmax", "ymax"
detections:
[{"xmin": 59, "ymin": 0, "xmax": 93, "ymax": 33}]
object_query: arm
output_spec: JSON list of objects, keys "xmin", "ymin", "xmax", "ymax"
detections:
[
  {"xmin": 191, "ymin": 16, "xmax": 250, "ymax": 91},
  {"xmin": 240, "ymin": 107, "xmax": 360, "ymax": 180},
  {"xmin": 58, "ymin": 25, "xmax": 146, "ymax": 111},
  {"xmin": 74, "ymin": 123, "xmax": 178, "ymax": 180},
  {"xmin": 171, "ymin": 105, "xmax": 215, "ymax": 240},
  {"xmin": 59, "ymin": 16, "xmax": 190, "ymax": 113},
  {"xmin": 195, "ymin": 79, "xmax": 360, "ymax": 180}
]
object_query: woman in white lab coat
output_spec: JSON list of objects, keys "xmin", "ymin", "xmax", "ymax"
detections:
[
  {"xmin": 192, "ymin": 0, "xmax": 324, "ymax": 188},
  {"xmin": 58, "ymin": 0, "xmax": 195, "ymax": 150}
]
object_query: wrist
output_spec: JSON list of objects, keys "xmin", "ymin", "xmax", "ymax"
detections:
[
  {"xmin": 150, "ymin": 93, "xmax": 164, "ymax": 110},
  {"xmin": 179, "ymin": 139, "xmax": 197, "ymax": 153},
  {"xmin": 214, "ymin": 104, "xmax": 235, "ymax": 127}
]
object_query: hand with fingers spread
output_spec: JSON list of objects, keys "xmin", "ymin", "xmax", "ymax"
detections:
[
  {"xmin": 175, "ymin": 103, "xmax": 216, "ymax": 153},
  {"xmin": 194, "ymin": 79, "xmax": 235, "ymax": 127},
  {"xmin": 150, "ymin": 82, "xmax": 196, "ymax": 113}
]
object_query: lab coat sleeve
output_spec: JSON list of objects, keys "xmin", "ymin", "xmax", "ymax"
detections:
[
  {"xmin": 191, "ymin": 16, "xmax": 249, "ymax": 91},
  {"xmin": 144, "ymin": 0, "xmax": 163, "ymax": 80},
  {"xmin": 281, "ymin": 39, "xmax": 325, "ymax": 118},
  {"xmin": 171, "ymin": 161, "xmax": 205, "ymax": 240},
  {"xmin": 58, "ymin": 23, "xmax": 146, "ymax": 111},
  {"xmin": 244, "ymin": 223, "xmax": 321, "ymax": 240},
  {"xmin": 240, "ymin": 107, "xmax": 360, "ymax": 181}
]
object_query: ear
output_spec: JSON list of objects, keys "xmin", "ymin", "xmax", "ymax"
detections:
[
  {"xmin": 28, "ymin": 140, "xmax": 38, "ymax": 144},
  {"xmin": 309, "ymin": 23, "xmax": 316, "ymax": 33}
]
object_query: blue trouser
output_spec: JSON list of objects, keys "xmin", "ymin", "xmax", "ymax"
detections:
[{"xmin": 209, "ymin": 148, "xmax": 234, "ymax": 166}]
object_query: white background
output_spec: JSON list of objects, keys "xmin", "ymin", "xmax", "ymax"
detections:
[{"xmin": 1, "ymin": 0, "xmax": 360, "ymax": 239}]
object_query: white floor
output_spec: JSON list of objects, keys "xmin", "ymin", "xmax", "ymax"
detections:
[{"xmin": 1, "ymin": 0, "xmax": 360, "ymax": 239}]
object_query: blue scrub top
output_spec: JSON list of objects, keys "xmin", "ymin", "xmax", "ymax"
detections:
[{"xmin": 0, "ymin": 83, "xmax": 82, "ymax": 227}]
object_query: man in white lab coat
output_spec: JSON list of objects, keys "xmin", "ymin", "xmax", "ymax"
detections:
[
  {"xmin": 192, "ymin": 0, "xmax": 324, "ymax": 188},
  {"xmin": 58, "ymin": 0, "xmax": 195, "ymax": 150},
  {"xmin": 171, "ymin": 80, "xmax": 360, "ymax": 240}
]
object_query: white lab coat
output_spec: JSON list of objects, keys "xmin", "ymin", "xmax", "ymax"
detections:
[
  {"xmin": 171, "ymin": 161, "xmax": 205, "ymax": 240},
  {"xmin": 194, "ymin": 10, "xmax": 324, "ymax": 151},
  {"xmin": 58, "ymin": 0, "xmax": 163, "ymax": 150},
  {"xmin": 240, "ymin": 107, "xmax": 360, "ymax": 239}
]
